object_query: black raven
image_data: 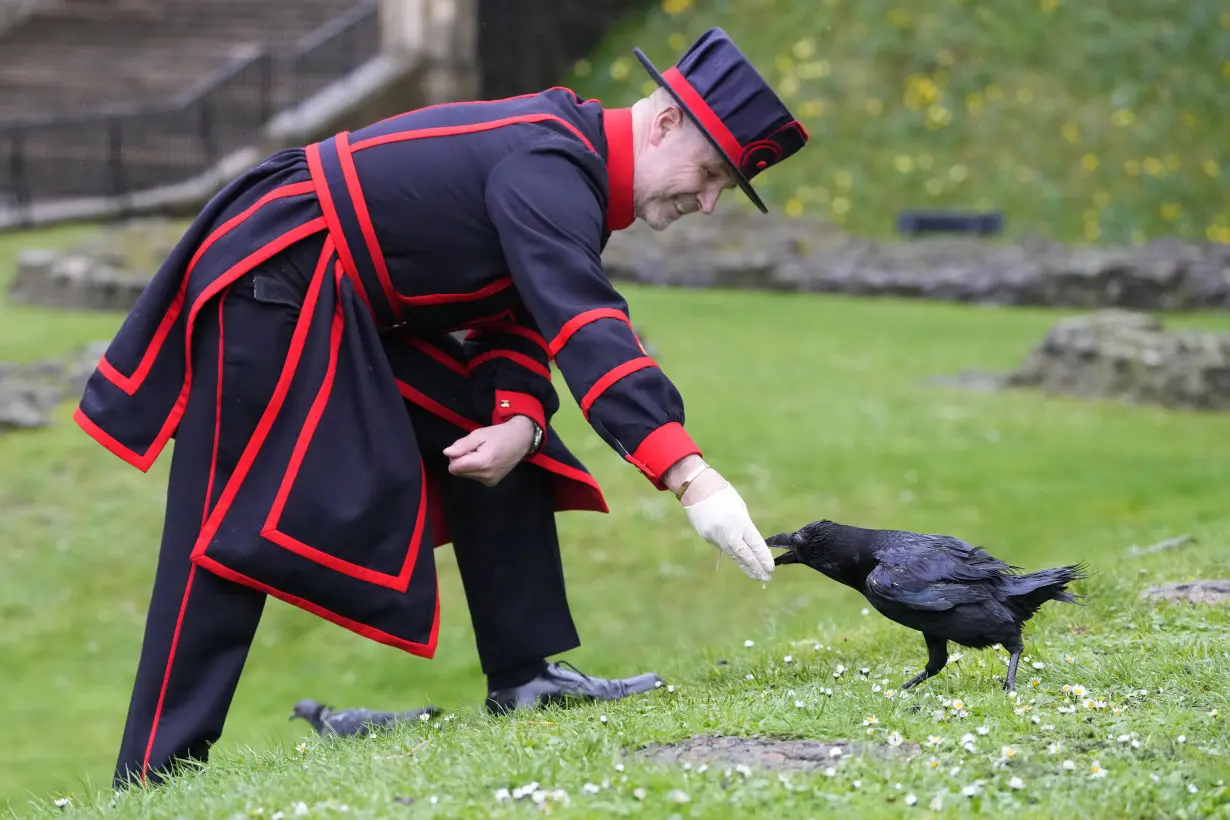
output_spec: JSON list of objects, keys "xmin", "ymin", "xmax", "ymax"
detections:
[{"xmin": 767, "ymin": 520, "xmax": 1088, "ymax": 691}]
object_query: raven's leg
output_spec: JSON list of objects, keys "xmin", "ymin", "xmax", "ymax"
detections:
[
  {"xmin": 902, "ymin": 633, "xmax": 948, "ymax": 690},
  {"xmin": 1003, "ymin": 640, "xmax": 1024, "ymax": 692}
]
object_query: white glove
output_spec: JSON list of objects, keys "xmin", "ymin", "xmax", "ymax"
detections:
[{"xmin": 684, "ymin": 484, "xmax": 776, "ymax": 582}]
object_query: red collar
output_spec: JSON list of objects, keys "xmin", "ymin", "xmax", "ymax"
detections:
[{"xmin": 602, "ymin": 107, "xmax": 635, "ymax": 232}]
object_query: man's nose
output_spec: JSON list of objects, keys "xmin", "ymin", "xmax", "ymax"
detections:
[{"xmin": 698, "ymin": 187, "xmax": 722, "ymax": 214}]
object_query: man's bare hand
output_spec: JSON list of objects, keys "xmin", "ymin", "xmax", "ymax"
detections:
[{"xmin": 443, "ymin": 416, "xmax": 536, "ymax": 486}]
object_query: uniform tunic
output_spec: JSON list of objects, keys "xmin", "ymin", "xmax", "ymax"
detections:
[{"xmin": 75, "ymin": 87, "xmax": 703, "ymax": 661}]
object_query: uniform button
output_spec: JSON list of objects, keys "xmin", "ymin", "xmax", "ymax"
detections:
[{"xmin": 498, "ymin": 399, "xmax": 511, "ymax": 408}]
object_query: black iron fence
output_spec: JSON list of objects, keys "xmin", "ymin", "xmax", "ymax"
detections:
[{"xmin": 0, "ymin": 0, "xmax": 380, "ymax": 218}]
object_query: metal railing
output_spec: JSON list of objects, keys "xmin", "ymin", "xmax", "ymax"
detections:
[{"xmin": 0, "ymin": 0, "xmax": 380, "ymax": 219}]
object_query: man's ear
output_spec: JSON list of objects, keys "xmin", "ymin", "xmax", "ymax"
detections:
[{"xmin": 649, "ymin": 104, "xmax": 685, "ymax": 147}]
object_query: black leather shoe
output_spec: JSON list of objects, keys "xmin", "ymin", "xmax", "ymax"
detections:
[{"xmin": 485, "ymin": 661, "xmax": 663, "ymax": 714}]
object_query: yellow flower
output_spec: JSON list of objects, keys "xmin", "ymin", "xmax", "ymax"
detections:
[
  {"xmin": 1221, "ymin": 11, "xmax": 1230, "ymax": 27},
  {"xmin": 799, "ymin": 99, "xmax": 825, "ymax": 118},
  {"xmin": 949, "ymin": 164, "xmax": 968, "ymax": 182},
  {"xmin": 793, "ymin": 38, "xmax": 817, "ymax": 59},
  {"xmin": 1204, "ymin": 159, "xmax": 1221, "ymax": 178},
  {"xmin": 1161, "ymin": 203, "xmax": 1182, "ymax": 222},
  {"xmin": 1124, "ymin": 159, "xmax": 1141, "ymax": 176},
  {"xmin": 1084, "ymin": 222, "xmax": 1100, "ymax": 241},
  {"xmin": 1093, "ymin": 191, "xmax": 1109, "ymax": 207},
  {"xmin": 1165, "ymin": 154, "xmax": 1182, "ymax": 171},
  {"xmin": 785, "ymin": 198, "xmax": 805, "ymax": 217},
  {"xmin": 662, "ymin": 0, "xmax": 693, "ymax": 14},
  {"xmin": 1208, "ymin": 225, "xmax": 1230, "ymax": 244},
  {"xmin": 797, "ymin": 60, "xmax": 831, "ymax": 79},
  {"xmin": 1131, "ymin": 229, "xmax": 1146, "ymax": 245},
  {"xmin": 1112, "ymin": 109, "xmax": 1134, "ymax": 127},
  {"xmin": 776, "ymin": 55, "xmax": 795, "ymax": 75},
  {"xmin": 1040, "ymin": 0, "xmax": 1059, "ymax": 11},
  {"xmin": 1015, "ymin": 166, "xmax": 1036, "ymax": 183},
  {"xmin": 926, "ymin": 178, "xmax": 944, "ymax": 195},
  {"xmin": 1222, "ymin": 61, "xmax": 1230, "ymax": 80},
  {"xmin": 831, "ymin": 197, "xmax": 851, "ymax": 215},
  {"xmin": 865, "ymin": 98, "xmax": 884, "ymax": 116},
  {"xmin": 966, "ymin": 93, "xmax": 983, "ymax": 113},
  {"xmin": 609, "ymin": 59, "xmax": 630, "ymax": 80},
  {"xmin": 936, "ymin": 48, "xmax": 955, "ymax": 66},
  {"xmin": 667, "ymin": 33, "xmax": 687, "ymax": 51},
  {"xmin": 779, "ymin": 76, "xmax": 800, "ymax": 98},
  {"xmin": 1061, "ymin": 123, "xmax": 1081, "ymax": 143},
  {"xmin": 1016, "ymin": 87, "xmax": 1034, "ymax": 105},
  {"xmin": 894, "ymin": 155, "xmax": 916, "ymax": 173},
  {"xmin": 573, "ymin": 59, "xmax": 592, "ymax": 77},
  {"xmin": 835, "ymin": 170, "xmax": 853, "ymax": 190},
  {"xmin": 1182, "ymin": 111, "xmax": 1198, "ymax": 128},
  {"xmin": 985, "ymin": 84, "xmax": 1003, "ymax": 101},
  {"xmin": 641, "ymin": 80, "xmax": 658, "ymax": 96},
  {"xmin": 1143, "ymin": 157, "xmax": 1164, "ymax": 176},
  {"xmin": 926, "ymin": 105, "xmax": 952, "ymax": 128}
]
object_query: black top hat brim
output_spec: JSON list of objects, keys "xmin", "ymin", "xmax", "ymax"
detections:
[{"xmin": 631, "ymin": 47, "xmax": 768, "ymax": 214}]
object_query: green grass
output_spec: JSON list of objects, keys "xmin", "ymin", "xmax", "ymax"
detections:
[
  {"xmin": 2, "ymin": 223, "xmax": 1230, "ymax": 818},
  {"xmin": 563, "ymin": 0, "xmax": 1230, "ymax": 245}
]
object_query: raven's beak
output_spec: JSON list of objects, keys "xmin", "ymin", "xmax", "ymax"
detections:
[
  {"xmin": 765, "ymin": 531, "xmax": 801, "ymax": 564},
  {"xmin": 288, "ymin": 713, "xmax": 296, "ymax": 721}
]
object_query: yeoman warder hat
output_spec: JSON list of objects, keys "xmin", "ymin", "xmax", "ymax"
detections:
[{"xmin": 632, "ymin": 27, "xmax": 810, "ymax": 213}]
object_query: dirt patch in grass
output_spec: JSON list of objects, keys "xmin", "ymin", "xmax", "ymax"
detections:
[{"xmin": 636, "ymin": 734, "xmax": 921, "ymax": 772}]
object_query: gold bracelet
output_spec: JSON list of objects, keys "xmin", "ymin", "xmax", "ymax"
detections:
[{"xmin": 674, "ymin": 463, "xmax": 711, "ymax": 501}]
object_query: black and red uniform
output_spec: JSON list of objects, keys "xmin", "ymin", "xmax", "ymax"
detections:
[{"xmin": 76, "ymin": 88, "xmax": 705, "ymax": 786}]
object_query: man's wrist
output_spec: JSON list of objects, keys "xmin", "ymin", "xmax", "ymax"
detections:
[
  {"xmin": 507, "ymin": 414, "xmax": 542, "ymax": 457},
  {"xmin": 662, "ymin": 454, "xmax": 706, "ymax": 497}
]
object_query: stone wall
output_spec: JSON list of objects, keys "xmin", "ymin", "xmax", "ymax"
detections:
[{"xmin": 601, "ymin": 211, "xmax": 1230, "ymax": 311}]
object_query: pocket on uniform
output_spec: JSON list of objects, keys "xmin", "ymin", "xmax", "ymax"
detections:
[{"xmin": 252, "ymin": 274, "xmax": 305, "ymax": 310}]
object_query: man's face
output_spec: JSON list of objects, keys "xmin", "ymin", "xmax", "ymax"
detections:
[{"xmin": 633, "ymin": 105, "xmax": 738, "ymax": 231}]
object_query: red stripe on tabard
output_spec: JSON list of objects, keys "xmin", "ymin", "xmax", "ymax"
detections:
[
  {"xmin": 78, "ymin": 217, "xmax": 326, "ymax": 474},
  {"xmin": 305, "ymin": 140, "xmax": 375, "ymax": 318},
  {"xmin": 260, "ymin": 265, "xmax": 428, "ymax": 592},
  {"xmin": 468, "ymin": 349, "xmax": 552, "ymax": 379},
  {"xmin": 95, "ymin": 180, "xmax": 316, "ymax": 397},
  {"xmin": 349, "ymin": 114, "xmax": 596, "ymax": 154},
  {"xmin": 393, "ymin": 378, "xmax": 606, "ymax": 499},
  {"xmin": 579, "ymin": 357, "xmax": 657, "ymax": 418},
  {"xmin": 662, "ymin": 67, "xmax": 744, "ymax": 164},
  {"xmin": 190, "ymin": 238, "xmax": 335, "ymax": 560},
  {"xmin": 400, "ymin": 335, "xmax": 469, "ymax": 375},
  {"xmin": 195, "ymin": 554, "xmax": 441, "ymax": 658},
  {"xmin": 473, "ymin": 322, "xmax": 550, "ymax": 356},
  {"xmin": 549, "ymin": 308, "xmax": 632, "ymax": 357},
  {"xmin": 398, "ymin": 276, "xmax": 514, "ymax": 307},
  {"xmin": 334, "ymin": 130, "xmax": 402, "ymax": 323}
]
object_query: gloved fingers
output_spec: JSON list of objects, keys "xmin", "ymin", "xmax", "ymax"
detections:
[
  {"xmin": 728, "ymin": 535, "xmax": 771, "ymax": 582},
  {"xmin": 743, "ymin": 528, "xmax": 776, "ymax": 577}
]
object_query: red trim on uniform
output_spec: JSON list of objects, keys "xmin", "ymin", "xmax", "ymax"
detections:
[
  {"xmin": 74, "ymin": 217, "xmax": 328, "ymax": 473},
  {"xmin": 579, "ymin": 357, "xmax": 657, "ymax": 419},
  {"xmin": 662, "ymin": 67, "xmax": 745, "ymax": 165},
  {"xmin": 401, "ymin": 334, "xmax": 469, "ymax": 375},
  {"xmin": 602, "ymin": 108, "xmax": 635, "ymax": 232},
  {"xmin": 549, "ymin": 308, "xmax": 631, "ymax": 357},
  {"xmin": 368, "ymin": 86, "xmax": 602, "ymax": 129},
  {"xmin": 468, "ymin": 349, "xmax": 551, "ymax": 380},
  {"xmin": 493, "ymin": 389, "xmax": 547, "ymax": 434},
  {"xmin": 195, "ymin": 554, "xmax": 441, "ymax": 659},
  {"xmin": 140, "ymin": 564, "xmax": 196, "ymax": 782},
  {"xmin": 191, "ymin": 239, "xmax": 334, "ymax": 560},
  {"xmin": 94, "ymin": 181, "xmax": 316, "ymax": 397},
  {"xmin": 625, "ymin": 421, "xmax": 703, "ymax": 490},
  {"xmin": 203, "ymin": 292, "xmax": 227, "ymax": 518},
  {"xmin": 399, "ymin": 276, "xmax": 514, "ymax": 307},
  {"xmin": 394, "ymin": 379, "xmax": 608, "ymax": 517},
  {"xmin": 349, "ymin": 114, "xmax": 596, "ymax": 155},
  {"xmin": 260, "ymin": 266, "xmax": 428, "ymax": 593},
  {"xmin": 305, "ymin": 141, "xmax": 376, "ymax": 318},
  {"xmin": 468, "ymin": 322, "xmax": 551, "ymax": 356},
  {"xmin": 335, "ymin": 130, "xmax": 402, "ymax": 323}
]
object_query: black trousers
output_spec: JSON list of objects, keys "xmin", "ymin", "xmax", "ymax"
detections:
[{"xmin": 112, "ymin": 252, "xmax": 581, "ymax": 789}]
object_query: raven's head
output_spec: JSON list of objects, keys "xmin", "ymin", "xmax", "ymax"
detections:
[
  {"xmin": 289, "ymin": 699, "xmax": 326, "ymax": 722},
  {"xmin": 765, "ymin": 520, "xmax": 860, "ymax": 582}
]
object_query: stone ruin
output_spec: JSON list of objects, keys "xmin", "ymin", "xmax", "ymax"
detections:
[
  {"xmin": 7, "ymin": 217, "xmax": 186, "ymax": 312},
  {"xmin": 1001, "ymin": 310, "xmax": 1230, "ymax": 411},
  {"xmin": 602, "ymin": 209, "xmax": 1230, "ymax": 311},
  {"xmin": 0, "ymin": 341, "xmax": 110, "ymax": 433}
]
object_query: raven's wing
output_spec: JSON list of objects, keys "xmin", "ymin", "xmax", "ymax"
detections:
[{"xmin": 864, "ymin": 541, "xmax": 1008, "ymax": 611}]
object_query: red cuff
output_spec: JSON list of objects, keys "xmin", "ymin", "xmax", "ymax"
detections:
[
  {"xmin": 625, "ymin": 422, "xmax": 703, "ymax": 490},
  {"xmin": 493, "ymin": 390, "xmax": 547, "ymax": 437}
]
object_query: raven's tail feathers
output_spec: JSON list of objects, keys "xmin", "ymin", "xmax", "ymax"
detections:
[{"xmin": 1003, "ymin": 563, "xmax": 1091, "ymax": 621}]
